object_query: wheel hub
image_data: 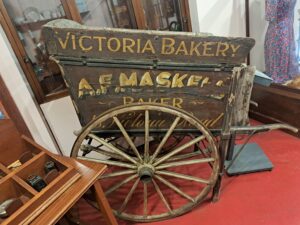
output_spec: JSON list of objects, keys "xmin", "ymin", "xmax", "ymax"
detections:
[{"xmin": 138, "ymin": 164, "xmax": 155, "ymax": 183}]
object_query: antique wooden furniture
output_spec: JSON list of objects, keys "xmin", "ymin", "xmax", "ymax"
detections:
[
  {"xmin": 0, "ymin": 118, "xmax": 117, "ymax": 225},
  {"xmin": 42, "ymin": 19, "xmax": 298, "ymax": 222},
  {"xmin": 0, "ymin": 118, "xmax": 81, "ymax": 225},
  {"xmin": 31, "ymin": 157, "xmax": 118, "ymax": 225},
  {"xmin": 0, "ymin": 0, "xmax": 191, "ymax": 103},
  {"xmin": 250, "ymin": 84, "xmax": 300, "ymax": 138}
]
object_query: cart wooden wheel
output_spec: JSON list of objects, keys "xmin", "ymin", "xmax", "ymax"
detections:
[{"xmin": 71, "ymin": 103, "xmax": 220, "ymax": 222}]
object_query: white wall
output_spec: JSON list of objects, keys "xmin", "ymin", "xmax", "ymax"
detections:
[
  {"xmin": 0, "ymin": 26, "xmax": 58, "ymax": 153},
  {"xmin": 188, "ymin": 0, "xmax": 201, "ymax": 32},
  {"xmin": 40, "ymin": 96, "xmax": 81, "ymax": 156},
  {"xmin": 189, "ymin": 0, "xmax": 246, "ymax": 37},
  {"xmin": 249, "ymin": 0, "xmax": 267, "ymax": 71}
]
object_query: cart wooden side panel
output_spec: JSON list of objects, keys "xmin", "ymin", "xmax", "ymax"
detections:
[{"xmin": 42, "ymin": 19, "xmax": 255, "ymax": 130}]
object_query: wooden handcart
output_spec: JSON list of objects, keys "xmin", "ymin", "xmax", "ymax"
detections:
[{"xmin": 42, "ymin": 19, "xmax": 298, "ymax": 222}]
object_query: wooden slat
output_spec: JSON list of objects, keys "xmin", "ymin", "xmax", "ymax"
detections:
[{"xmin": 43, "ymin": 19, "xmax": 255, "ymax": 65}]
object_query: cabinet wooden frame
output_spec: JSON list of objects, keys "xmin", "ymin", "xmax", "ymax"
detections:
[
  {"xmin": 0, "ymin": 0, "xmax": 78, "ymax": 104},
  {"xmin": 0, "ymin": 0, "xmax": 191, "ymax": 104}
]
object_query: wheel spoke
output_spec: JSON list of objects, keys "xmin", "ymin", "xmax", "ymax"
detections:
[
  {"xmin": 84, "ymin": 145, "xmax": 125, "ymax": 161},
  {"xmin": 196, "ymin": 143, "xmax": 214, "ymax": 168},
  {"xmin": 156, "ymin": 170, "xmax": 210, "ymax": 184},
  {"xmin": 113, "ymin": 116, "xmax": 143, "ymax": 162},
  {"xmin": 105, "ymin": 174, "xmax": 138, "ymax": 195},
  {"xmin": 144, "ymin": 110, "xmax": 150, "ymax": 162},
  {"xmin": 119, "ymin": 178, "xmax": 140, "ymax": 212},
  {"xmin": 156, "ymin": 158, "xmax": 215, "ymax": 170},
  {"xmin": 149, "ymin": 117, "xmax": 181, "ymax": 164},
  {"xmin": 143, "ymin": 183, "xmax": 147, "ymax": 217},
  {"xmin": 165, "ymin": 150, "xmax": 203, "ymax": 162},
  {"xmin": 77, "ymin": 156, "xmax": 136, "ymax": 169},
  {"xmin": 155, "ymin": 175, "xmax": 194, "ymax": 202},
  {"xmin": 88, "ymin": 133, "xmax": 139, "ymax": 165},
  {"xmin": 152, "ymin": 179, "xmax": 173, "ymax": 214},
  {"xmin": 101, "ymin": 170, "xmax": 136, "ymax": 179},
  {"xmin": 153, "ymin": 135, "xmax": 206, "ymax": 166}
]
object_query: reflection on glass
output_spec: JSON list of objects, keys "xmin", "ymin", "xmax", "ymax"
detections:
[
  {"xmin": 250, "ymin": 0, "xmax": 300, "ymax": 87},
  {"xmin": 141, "ymin": 0, "xmax": 184, "ymax": 31},
  {"xmin": 3, "ymin": 0, "xmax": 66, "ymax": 96},
  {"xmin": 78, "ymin": 0, "xmax": 137, "ymax": 28},
  {"xmin": 264, "ymin": 0, "xmax": 299, "ymax": 84}
]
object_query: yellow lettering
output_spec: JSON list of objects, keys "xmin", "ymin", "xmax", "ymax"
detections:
[
  {"xmin": 187, "ymin": 75, "xmax": 202, "ymax": 86},
  {"xmin": 175, "ymin": 41, "xmax": 188, "ymax": 55},
  {"xmin": 132, "ymin": 113, "xmax": 143, "ymax": 127},
  {"xmin": 209, "ymin": 113, "xmax": 224, "ymax": 127},
  {"xmin": 161, "ymin": 98, "xmax": 170, "ymax": 105},
  {"xmin": 93, "ymin": 36, "xmax": 106, "ymax": 51},
  {"xmin": 156, "ymin": 72, "xmax": 171, "ymax": 87},
  {"xmin": 142, "ymin": 40, "xmax": 155, "ymax": 53},
  {"xmin": 189, "ymin": 41, "xmax": 201, "ymax": 56},
  {"xmin": 79, "ymin": 36, "xmax": 92, "ymax": 52},
  {"xmin": 173, "ymin": 98, "xmax": 183, "ymax": 108},
  {"xmin": 57, "ymin": 32, "xmax": 70, "ymax": 49},
  {"xmin": 201, "ymin": 119, "xmax": 211, "ymax": 127},
  {"xmin": 140, "ymin": 72, "xmax": 154, "ymax": 86},
  {"xmin": 171, "ymin": 73, "xmax": 188, "ymax": 88},
  {"xmin": 216, "ymin": 80, "xmax": 224, "ymax": 87},
  {"xmin": 137, "ymin": 39, "xmax": 141, "ymax": 53},
  {"xmin": 107, "ymin": 38, "xmax": 121, "ymax": 52},
  {"xmin": 98, "ymin": 74, "xmax": 112, "ymax": 94},
  {"xmin": 231, "ymin": 44, "xmax": 240, "ymax": 57},
  {"xmin": 202, "ymin": 42, "xmax": 216, "ymax": 56},
  {"xmin": 78, "ymin": 78, "xmax": 95, "ymax": 98},
  {"xmin": 119, "ymin": 72, "xmax": 138, "ymax": 86},
  {"xmin": 161, "ymin": 38, "xmax": 175, "ymax": 55},
  {"xmin": 123, "ymin": 38, "xmax": 135, "ymax": 53},
  {"xmin": 201, "ymin": 77, "xmax": 210, "ymax": 87},
  {"xmin": 216, "ymin": 42, "xmax": 229, "ymax": 56},
  {"xmin": 71, "ymin": 35, "xmax": 76, "ymax": 50},
  {"xmin": 123, "ymin": 96, "xmax": 134, "ymax": 105}
]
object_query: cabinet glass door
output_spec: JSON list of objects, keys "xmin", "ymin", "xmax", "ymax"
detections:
[
  {"xmin": 140, "ymin": 0, "xmax": 186, "ymax": 31},
  {"xmin": 3, "ymin": 0, "xmax": 67, "ymax": 97},
  {"xmin": 76, "ymin": 0, "xmax": 137, "ymax": 29},
  {"xmin": 76, "ymin": 0, "xmax": 137, "ymax": 28}
]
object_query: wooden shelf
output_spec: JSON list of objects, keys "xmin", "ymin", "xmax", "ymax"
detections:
[{"xmin": 0, "ymin": 119, "xmax": 81, "ymax": 224}]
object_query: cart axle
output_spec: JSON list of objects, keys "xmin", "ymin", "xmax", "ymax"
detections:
[{"xmin": 138, "ymin": 164, "xmax": 155, "ymax": 183}]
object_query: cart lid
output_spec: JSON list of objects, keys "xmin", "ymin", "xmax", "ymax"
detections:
[{"xmin": 42, "ymin": 19, "xmax": 255, "ymax": 66}]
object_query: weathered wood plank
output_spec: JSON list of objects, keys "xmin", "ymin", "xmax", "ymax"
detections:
[
  {"xmin": 60, "ymin": 65, "xmax": 232, "ymax": 128},
  {"xmin": 42, "ymin": 19, "xmax": 255, "ymax": 65}
]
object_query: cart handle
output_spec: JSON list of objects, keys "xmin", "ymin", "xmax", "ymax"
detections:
[{"xmin": 230, "ymin": 123, "xmax": 298, "ymax": 135}]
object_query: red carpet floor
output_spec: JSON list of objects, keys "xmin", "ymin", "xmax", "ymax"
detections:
[{"xmin": 78, "ymin": 121, "xmax": 300, "ymax": 225}]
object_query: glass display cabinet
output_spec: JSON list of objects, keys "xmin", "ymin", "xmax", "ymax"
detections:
[
  {"xmin": 2, "ymin": 0, "xmax": 68, "ymax": 98},
  {"xmin": 0, "ymin": 0, "xmax": 191, "ymax": 103}
]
